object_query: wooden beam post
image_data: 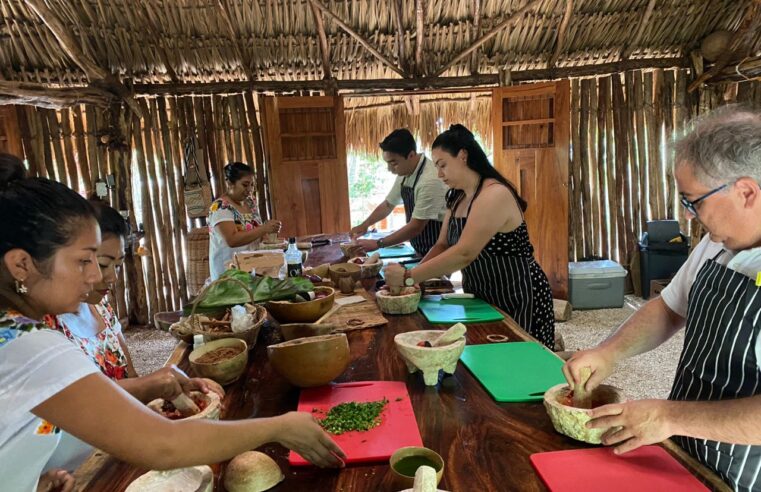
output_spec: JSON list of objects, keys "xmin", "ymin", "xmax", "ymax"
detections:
[
  {"xmin": 433, "ymin": 0, "xmax": 543, "ymax": 77},
  {"xmin": 688, "ymin": 0, "xmax": 761, "ymax": 91},
  {"xmin": 0, "ymin": 80, "xmax": 114, "ymax": 108},
  {"xmin": 23, "ymin": 0, "xmax": 144, "ymax": 118},
  {"xmin": 130, "ymin": 57, "xmax": 689, "ymax": 96},
  {"xmin": 621, "ymin": 0, "xmax": 657, "ymax": 60},
  {"xmin": 309, "ymin": 0, "xmax": 408, "ymax": 78},
  {"xmin": 549, "ymin": 0, "xmax": 573, "ymax": 68},
  {"xmin": 470, "ymin": 0, "xmax": 482, "ymax": 75},
  {"xmin": 309, "ymin": 0, "xmax": 333, "ymax": 80},
  {"xmin": 416, "ymin": 0, "xmax": 425, "ymax": 76},
  {"xmin": 393, "ymin": 0, "xmax": 407, "ymax": 75}
]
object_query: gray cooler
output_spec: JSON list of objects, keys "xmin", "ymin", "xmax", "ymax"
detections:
[{"xmin": 569, "ymin": 260, "xmax": 628, "ymax": 309}]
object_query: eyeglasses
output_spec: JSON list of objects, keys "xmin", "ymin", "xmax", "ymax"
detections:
[{"xmin": 680, "ymin": 183, "xmax": 729, "ymax": 217}]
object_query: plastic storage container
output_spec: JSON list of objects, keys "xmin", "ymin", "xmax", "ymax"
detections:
[
  {"xmin": 639, "ymin": 231, "xmax": 689, "ymax": 298},
  {"xmin": 569, "ymin": 260, "xmax": 628, "ymax": 309}
]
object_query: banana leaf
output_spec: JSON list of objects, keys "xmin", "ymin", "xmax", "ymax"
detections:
[{"xmin": 183, "ymin": 269, "xmax": 314, "ymax": 315}]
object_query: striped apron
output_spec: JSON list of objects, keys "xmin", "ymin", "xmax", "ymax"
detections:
[
  {"xmin": 669, "ymin": 252, "xmax": 761, "ymax": 491},
  {"xmin": 401, "ymin": 156, "xmax": 442, "ymax": 257}
]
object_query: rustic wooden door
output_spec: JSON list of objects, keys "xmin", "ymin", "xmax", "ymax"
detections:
[
  {"xmin": 260, "ymin": 96, "xmax": 350, "ymax": 237},
  {"xmin": 492, "ymin": 81, "xmax": 570, "ymax": 299},
  {"xmin": 0, "ymin": 106, "xmax": 23, "ymax": 157}
]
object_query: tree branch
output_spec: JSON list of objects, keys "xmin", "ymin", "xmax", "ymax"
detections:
[
  {"xmin": 309, "ymin": 0, "xmax": 333, "ymax": 80},
  {"xmin": 621, "ymin": 0, "xmax": 657, "ymax": 60},
  {"xmin": 549, "ymin": 0, "xmax": 573, "ymax": 68}
]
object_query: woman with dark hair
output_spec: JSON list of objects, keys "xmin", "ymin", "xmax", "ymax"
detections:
[
  {"xmin": 45, "ymin": 200, "xmax": 224, "ymax": 472},
  {"xmin": 0, "ymin": 156, "xmax": 344, "ymax": 492},
  {"xmin": 209, "ymin": 162, "xmax": 281, "ymax": 280},
  {"xmin": 384, "ymin": 125, "xmax": 555, "ymax": 347}
]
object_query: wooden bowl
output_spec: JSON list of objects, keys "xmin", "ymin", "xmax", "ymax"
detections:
[
  {"xmin": 348, "ymin": 256, "xmax": 383, "ymax": 279},
  {"xmin": 543, "ymin": 383, "xmax": 625, "ymax": 444},
  {"xmin": 266, "ymin": 286, "xmax": 335, "ymax": 323},
  {"xmin": 169, "ymin": 318, "xmax": 195, "ymax": 344},
  {"xmin": 147, "ymin": 390, "xmax": 222, "ymax": 421},
  {"xmin": 279, "ymin": 323, "xmax": 337, "ymax": 341},
  {"xmin": 192, "ymin": 305, "xmax": 267, "ymax": 350},
  {"xmin": 126, "ymin": 466, "xmax": 213, "ymax": 492},
  {"xmin": 389, "ymin": 446, "xmax": 445, "ymax": 490},
  {"xmin": 267, "ymin": 333, "xmax": 350, "ymax": 387},
  {"xmin": 154, "ymin": 310, "xmax": 182, "ymax": 331},
  {"xmin": 376, "ymin": 287, "xmax": 421, "ymax": 315},
  {"xmin": 394, "ymin": 330, "xmax": 466, "ymax": 386},
  {"xmin": 189, "ymin": 338, "xmax": 248, "ymax": 385}
]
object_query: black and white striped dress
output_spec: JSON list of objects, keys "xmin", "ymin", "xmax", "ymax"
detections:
[{"xmin": 446, "ymin": 183, "xmax": 555, "ymax": 348}]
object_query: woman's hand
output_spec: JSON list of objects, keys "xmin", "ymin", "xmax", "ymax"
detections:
[
  {"xmin": 272, "ymin": 412, "xmax": 346, "ymax": 468},
  {"xmin": 134, "ymin": 366, "xmax": 225, "ymax": 403},
  {"xmin": 261, "ymin": 220, "xmax": 282, "ymax": 235},
  {"xmin": 37, "ymin": 469, "xmax": 75, "ymax": 492}
]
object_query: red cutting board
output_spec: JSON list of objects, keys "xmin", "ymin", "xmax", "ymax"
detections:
[
  {"xmin": 289, "ymin": 381, "xmax": 423, "ymax": 466},
  {"xmin": 530, "ymin": 446, "xmax": 709, "ymax": 491}
]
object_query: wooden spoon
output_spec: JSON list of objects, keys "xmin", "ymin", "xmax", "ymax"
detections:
[
  {"xmin": 572, "ymin": 366, "xmax": 593, "ymax": 409},
  {"xmin": 431, "ymin": 323, "xmax": 467, "ymax": 347},
  {"xmin": 172, "ymin": 393, "xmax": 201, "ymax": 417}
]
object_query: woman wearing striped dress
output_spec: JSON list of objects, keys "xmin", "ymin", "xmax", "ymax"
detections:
[{"xmin": 384, "ymin": 125, "xmax": 555, "ymax": 348}]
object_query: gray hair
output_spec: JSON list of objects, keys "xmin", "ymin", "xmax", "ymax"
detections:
[{"xmin": 674, "ymin": 105, "xmax": 761, "ymax": 187}]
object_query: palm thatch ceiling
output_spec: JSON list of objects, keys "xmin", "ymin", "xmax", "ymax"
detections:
[{"xmin": 0, "ymin": 0, "xmax": 756, "ymax": 90}]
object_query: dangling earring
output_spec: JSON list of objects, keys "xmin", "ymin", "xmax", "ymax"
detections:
[{"xmin": 15, "ymin": 279, "xmax": 28, "ymax": 294}]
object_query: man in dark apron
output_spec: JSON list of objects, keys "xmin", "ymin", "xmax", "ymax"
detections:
[
  {"xmin": 563, "ymin": 107, "xmax": 761, "ymax": 491},
  {"xmin": 352, "ymin": 129, "xmax": 447, "ymax": 257}
]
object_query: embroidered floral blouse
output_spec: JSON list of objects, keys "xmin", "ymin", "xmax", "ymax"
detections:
[
  {"xmin": 49, "ymin": 299, "xmax": 130, "ymax": 381},
  {"xmin": 208, "ymin": 195, "xmax": 263, "ymax": 280}
]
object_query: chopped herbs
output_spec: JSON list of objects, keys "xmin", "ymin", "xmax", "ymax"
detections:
[{"xmin": 319, "ymin": 398, "xmax": 388, "ymax": 435}]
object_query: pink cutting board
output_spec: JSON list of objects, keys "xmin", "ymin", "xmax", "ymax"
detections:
[
  {"xmin": 289, "ymin": 381, "xmax": 423, "ymax": 466},
  {"xmin": 530, "ymin": 446, "xmax": 710, "ymax": 491}
]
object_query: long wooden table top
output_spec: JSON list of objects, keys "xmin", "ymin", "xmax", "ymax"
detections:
[{"xmin": 74, "ymin": 235, "xmax": 729, "ymax": 491}]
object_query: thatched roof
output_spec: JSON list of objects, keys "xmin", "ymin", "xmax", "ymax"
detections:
[{"xmin": 0, "ymin": 0, "xmax": 755, "ymax": 88}]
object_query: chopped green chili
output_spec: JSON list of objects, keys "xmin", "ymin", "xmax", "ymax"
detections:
[{"xmin": 319, "ymin": 398, "xmax": 388, "ymax": 435}]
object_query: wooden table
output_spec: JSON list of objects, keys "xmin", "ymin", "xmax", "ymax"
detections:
[{"xmin": 75, "ymin": 235, "xmax": 729, "ymax": 491}]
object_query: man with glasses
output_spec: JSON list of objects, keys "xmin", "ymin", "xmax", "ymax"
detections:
[{"xmin": 564, "ymin": 106, "xmax": 761, "ymax": 491}]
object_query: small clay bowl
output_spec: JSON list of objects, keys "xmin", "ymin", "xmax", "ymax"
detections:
[
  {"xmin": 376, "ymin": 287, "xmax": 421, "ymax": 315},
  {"xmin": 328, "ymin": 263, "xmax": 362, "ymax": 294},
  {"xmin": 267, "ymin": 333, "xmax": 350, "ymax": 387},
  {"xmin": 389, "ymin": 446, "xmax": 445, "ymax": 490},
  {"xmin": 189, "ymin": 338, "xmax": 248, "ymax": 385},
  {"xmin": 279, "ymin": 322, "xmax": 337, "ymax": 341},
  {"xmin": 543, "ymin": 383, "xmax": 625, "ymax": 444},
  {"xmin": 339, "ymin": 242, "xmax": 365, "ymax": 258},
  {"xmin": 266, "ymin": 286, "xmax": 335, "ymax": 323},
  {"xmin": 394, "ymin": 330, "xmax": 465, "ymax": 386}
]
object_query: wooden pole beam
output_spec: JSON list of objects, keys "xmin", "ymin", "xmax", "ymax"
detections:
[
  {"xmin": 710, "ymin": 54, "xmax": 761, "ymax": 82},
  {"xmin": 549, "ymin": 0, "xmax": 573, "ymax": 68},
  {"xmin": 309, "ymin": 0, "xmax": 333, "ymax": 80},
  {"xmin": 688, "ymin": 0, "xmax": 761, "ymax": 92},
  {"xmin": 130, "ymin": 57, "xmax": 688, "ymax": 96},
  {"xmin": 416, "ymin": 0, "xmax": 425, "ymax": 76},
  {"xmin": 393, "ymin": 0, "xmax": 407, "ymax": 74},
  {"xmin": 433, "ymin": 0, "xmax": 543, "ymax": 77},
  {"xmin": 621, "ymin": 0, "xmax": 657, "ymax": 60},
  {"xmin": 470, "ymin": 0, "xmax": 482, "ymax": 75},
  {"xmin": 24, "ymin": 0, "xmax": 144, "ymax": 118},
  {"xmin": 0, "ymin": 80, "xmax": 114, "ymax": 109},
  {"xmin": 309, "ymin": 0, "xmax": 407, "ymax": 78}
]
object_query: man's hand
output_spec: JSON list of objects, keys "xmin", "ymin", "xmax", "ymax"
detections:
[
  {"xmin": 356, "ymin": 239, "xmax": 379, "ymax": 252},
  {"xmin": 588, "ymin": 399, "xmax": 675, "ymax": 454},
  {"xmin": 563, "ymin": 347, "xmax": 617, "ymax": 393},
  {"xmin": 350, "ymin": 224, "xmax": 368, "ymax": 238}
]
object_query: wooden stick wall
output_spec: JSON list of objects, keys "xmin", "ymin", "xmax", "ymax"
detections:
[
  {"xmin": 569, "ymin": 70, "xmax": 761, "ymax": 268},
  {"xmin": 15, "ymin": 93, "xmax": 268, "ymax": 324}
]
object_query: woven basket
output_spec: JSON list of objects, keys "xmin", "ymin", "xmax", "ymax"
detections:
[
  {"xmin": 187, "ymin": 227, "xmax": 210, "ymax": 297},
  {"xmin": 189, "ymin": 277, "xmax": 268, "ymax": 350}
]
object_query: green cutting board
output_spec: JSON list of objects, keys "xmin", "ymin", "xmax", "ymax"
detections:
[
  {"xmin": 418, "ymin": 296, "xmax": 504, "ymax": 324},
  {"xmin": 460, "ymin": 342, "xmax": 566, "ymax": 402},
  {"xmin": 378, "ymin": 243, "xmax": 417, "ymax": 258}
]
